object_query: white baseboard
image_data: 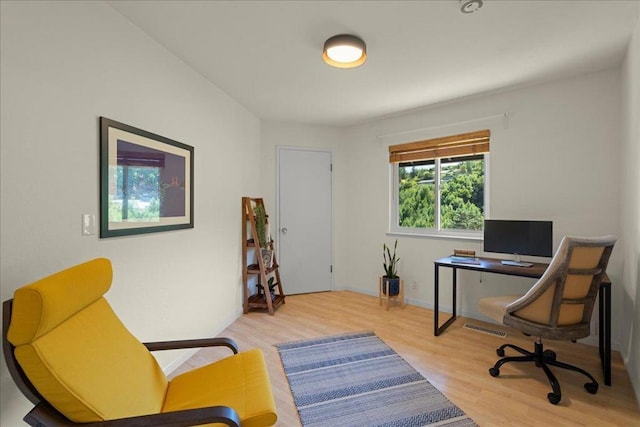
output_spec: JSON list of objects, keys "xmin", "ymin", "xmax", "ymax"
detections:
[
  {"xmin": 162, "ymin": 348, "xmax": 200, "ymax": 375},
  {"xmin": 161, "ymin": 310, "xmax": 240, "ymax": 375}
]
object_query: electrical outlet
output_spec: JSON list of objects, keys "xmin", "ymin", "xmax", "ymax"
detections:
[{"xmin": 411, "ymin": 280, "xmax": 418, "ymax": 290}]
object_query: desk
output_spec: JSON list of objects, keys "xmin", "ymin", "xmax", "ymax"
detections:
[{"xmin": 433, "ymin": 256, "xmax": 612, "ymax": 386}]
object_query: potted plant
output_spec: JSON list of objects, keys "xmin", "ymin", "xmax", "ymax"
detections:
[
  {"xmin": 256, "ymin": 276, "xmax": 277, "ymax": 302},
  {"xmin": 382, "ymin": 239, "xmax": 400, "ymax": 296},
  {"xmin": 254, "ymin": 204, "xmax": 273, "ymax": 267},
  {"xmin": 254, "ymin": 204, "xmax": 268, "ymax": 248}
]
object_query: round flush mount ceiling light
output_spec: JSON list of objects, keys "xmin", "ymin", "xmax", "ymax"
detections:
[
  {"xmin": 459, "ymin": 0, "xmax": 483, "ymax": 14},
  {"xmin": 322, "ymin": 34, "xmax": 367, "ymax": 68}
]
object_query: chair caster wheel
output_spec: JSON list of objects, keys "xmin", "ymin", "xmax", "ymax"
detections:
[
  {"xmin": 496, "ymin": 348, "xmax": 505, "ymax": 357},
  {"xmin": 547, "ymin": 392, "xmax": 561, "ymax": 405},
  {"xmin": 489, "ymin": 367, "xmax": 500, "ymax": 377},
  {"xmin": 584, "ymin": 382, "xmax": 598, "ymax": 394}
]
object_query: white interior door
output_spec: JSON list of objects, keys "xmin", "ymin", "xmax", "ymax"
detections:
[{"xmin": 278, "ymin": 147, "xmax": 332, "ymax": 294}]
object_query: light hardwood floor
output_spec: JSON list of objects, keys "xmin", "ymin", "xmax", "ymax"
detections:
[{"xmin": 171, "ymin": 291, "xmax": 639, "ymax": 426}]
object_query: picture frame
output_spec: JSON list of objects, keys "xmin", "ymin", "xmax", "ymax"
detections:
[
  {"xmin": 100, "ymin": 117, "xmax": 194, "ymax": 238},
  {"xmin": 261, "ymin": 249, "xmax": 274, "ymax": 269}
]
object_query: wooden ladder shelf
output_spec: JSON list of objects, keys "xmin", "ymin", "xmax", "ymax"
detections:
[{"xmin": 242, "ymin": 197, "xmax": 285, "ymax": 315}]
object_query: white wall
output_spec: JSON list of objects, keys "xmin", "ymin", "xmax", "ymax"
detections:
[
  {"xmin": 620, "ymin": 13, "xmax": 640, "ymax": 403},
  {"xmin": 342, "ymin": 69, "xmax": 624, "ymax": 347},
  {"xmin": 0, "ymin": 1, "xmax": 261, "ymax": 425}
]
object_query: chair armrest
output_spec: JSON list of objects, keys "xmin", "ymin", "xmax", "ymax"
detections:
[
  {"xmin": 142, "ymin": 337, "xmax": 238, "ymax": 354},
  {"xmin": 25, "ymin": 402, "xmax": 241, "ymax": 427}
]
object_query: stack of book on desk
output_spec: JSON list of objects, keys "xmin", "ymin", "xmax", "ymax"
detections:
[{"xmin": 450, "ymin": 249, "xmax": 481, "ymax": 264}]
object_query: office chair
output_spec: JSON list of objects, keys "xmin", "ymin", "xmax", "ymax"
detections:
[
  {"xmin": 478, "ymin": 235, "xmax": 615, "ymax": 404},
  {"xmin": 3, "ymin": 258, "xmax": 278, "ymax": 426}
]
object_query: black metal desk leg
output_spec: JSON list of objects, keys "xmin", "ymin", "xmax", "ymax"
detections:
[
  {"xmin": 599, "ymin": 286, "xmax": 604, "ymax": 373},
  {"xmin": 452, "ymin": 268, "xmax": 457, "ymax": 318},
  {"xmin": 434, "ymin": 265, "xmax": 458, "ymax": 336},
  {"xmin": 434, "ymin": 264, "xmax": 440, "ymax": 336},
  {"xmin": 599, "ymin": 283, "xmax": 611, "ymax": 386}
]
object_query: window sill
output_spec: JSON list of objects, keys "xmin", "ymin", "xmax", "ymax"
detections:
[{"xmin": 387, "ymin": 230, "xmax": 483, "ymax": 242}]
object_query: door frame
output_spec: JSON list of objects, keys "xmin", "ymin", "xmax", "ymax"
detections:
[{"xmin": 276, "ymin": 145, "xmax": 334, "ymax": 292}]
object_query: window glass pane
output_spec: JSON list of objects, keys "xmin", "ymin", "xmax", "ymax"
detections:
[
  {"xmin": 398, "ymin": 160, "xmax": 436, "ymax": 228},
  {"xmin": 110, "ymin": 165, "xmax": 161, "ymax": 222},
  {"xmin": 440, "ymin": 155, "xmax": 484, "ymax": 231}
]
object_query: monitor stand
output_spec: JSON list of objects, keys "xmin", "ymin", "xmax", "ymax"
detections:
[{"xmin": 500, "ymin": 254, "xmax": 533, "ymax": 268}]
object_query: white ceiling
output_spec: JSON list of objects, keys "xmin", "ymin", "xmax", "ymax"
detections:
[{"xmin": 108, "ymin": 0, "xmax": 639, "ymax": 127}]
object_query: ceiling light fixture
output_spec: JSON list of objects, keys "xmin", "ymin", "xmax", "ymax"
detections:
[
  {"xmin": 459, "ymin": 0, "xmax": 483, "ymax": 14},
  {"xmin": 322, "ymin": 34, "xmax": 367, "ymax": 68}
]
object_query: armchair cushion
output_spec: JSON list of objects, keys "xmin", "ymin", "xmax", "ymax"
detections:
[
  {"xmin": 164, "ymin": 348, "xmax": 277, "ymax": 427},
  {"xmin": 7, "ymin": 259, "xmax": 168, "ymax": 422},
  {"xmin": 8, "ymin": 258, "xmax": 112, "ymax": 345}
]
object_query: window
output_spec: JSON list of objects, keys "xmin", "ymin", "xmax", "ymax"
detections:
[
  {"xmin": 110, "ymin": 146, "xmax": 164, "ymax": 222},
  {"xmin": 113, "ymin": 164, "xmax": 161, "ymax": 221},
  {"xmin": 389, "ymin": 130, "xmax": 490, "ymax": 238}
]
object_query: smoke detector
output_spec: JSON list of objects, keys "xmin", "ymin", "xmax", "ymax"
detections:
[{"xmin": 460, "ymin": 0, "xmax": 483, "ymax": 14}]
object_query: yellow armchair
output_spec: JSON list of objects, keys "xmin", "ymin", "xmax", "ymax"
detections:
[{"xmin": 3, "ymin": 258, "xmax": 278, "ymax": 426}]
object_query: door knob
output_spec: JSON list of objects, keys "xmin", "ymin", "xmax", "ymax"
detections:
[{"xmin": 282, "ymin": 228, "xmax": 288, "ymax": 234}]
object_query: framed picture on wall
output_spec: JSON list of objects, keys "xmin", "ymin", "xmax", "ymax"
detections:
[
  {"xmin": 99, "ymin": 117, "xmax": 194, "ymax": 238},
  {"xmin": 261, "ymin": 248, "xmax": 273, "ymax": 269}
]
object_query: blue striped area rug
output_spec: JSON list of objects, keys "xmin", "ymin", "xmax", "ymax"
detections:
[{"xmin": 276, "ymin": 331, "xmax": 477, "ymax": 427}]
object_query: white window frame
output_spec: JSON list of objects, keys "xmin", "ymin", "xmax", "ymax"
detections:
[{"xmin": 389, "ymin": 154, "xmax": 490, "ymax": 241}]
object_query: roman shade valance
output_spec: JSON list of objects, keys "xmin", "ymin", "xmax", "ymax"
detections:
[{"xmin": 388, "ymin": 129, "xmax": 490, "ymax": 163}]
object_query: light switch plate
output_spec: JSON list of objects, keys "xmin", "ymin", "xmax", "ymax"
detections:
[{"xmin": 82, "ymin": 214, "xmax": 96, "ymax": 235}]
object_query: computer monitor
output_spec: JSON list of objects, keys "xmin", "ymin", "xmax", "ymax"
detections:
[{"xmin": 483, "ymin": 219, "xmax": 553, "ymax": 267}]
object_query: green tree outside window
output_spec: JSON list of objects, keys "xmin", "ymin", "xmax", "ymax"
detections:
[{"xmin": 398, "ymin": 155, "xmax": 485, "ymax": 231}]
